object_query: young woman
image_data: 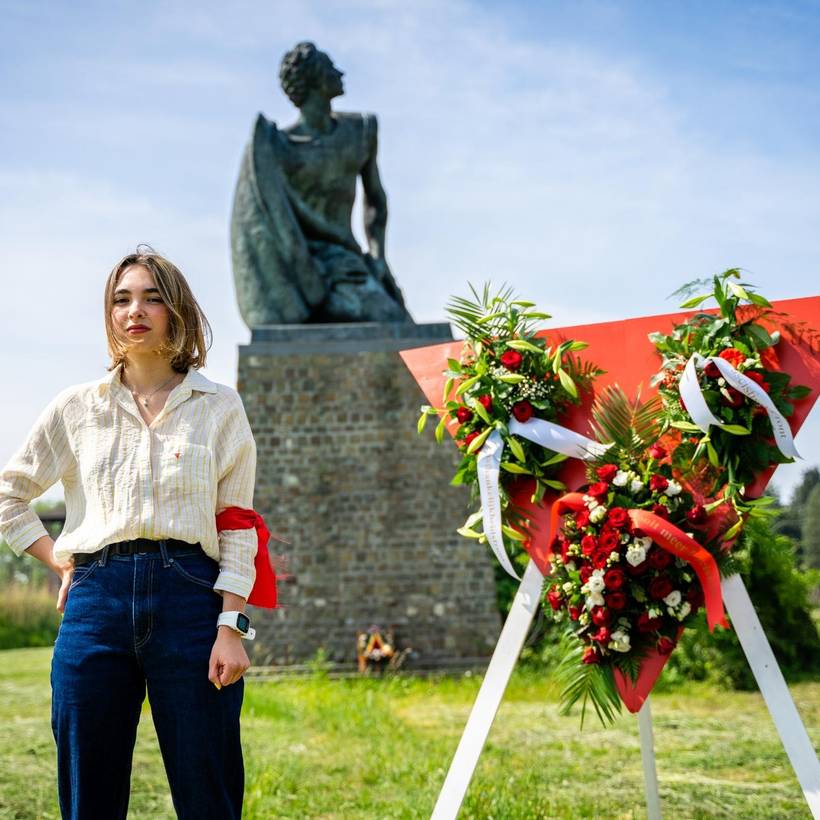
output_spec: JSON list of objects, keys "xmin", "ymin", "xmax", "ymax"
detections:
[{"xmin": 0, "ymin": 249, "xmax": 258, "ymax": 819}]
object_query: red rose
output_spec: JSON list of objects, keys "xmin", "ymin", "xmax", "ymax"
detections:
[
  {"xmin": 499, "ymin": 350, "xmax": 523, "ymax": 371},
  {"xmin": 591, "ymin": 606, "xmax": 610, "ymax": 626},
  {"xmin": 582, "ymin": 646, "xmax": 601, "ymax": 665},
  {"xmin": 604, "ymin": 568, "xmax": 626, "ymax": 590},
  {"xmin": 512, "ymin": 400, "xmax": 534, "ymax": 422},
  {"xmin": 722, "ymin": 387, "xmax": 744, "ymax": 408},
  {"xmin": 607, "ymin": 508, "xmax": 629, "ymax": 528},
  {"xmin": 687, "ymin": 585, "xmax": 705, "ymax": 608},
  {"xmin": 478, "ymin": 394, "xmax": 493, "ymax": 412},
  {"xmin": 591, "ymin": 551, "xmax": 609, "ymax": 569},
  {"xmin": 455, "ymin": 406, "xmax": 473, "ymax": 424},
  {"xmin": 579, "ymin": 565, "xmax": 593, "ymax": 584},
  {"xmin": 596, "ymin": 464, "xmax": 619, "ymax": 482},
  {"xmin": 598, "ymin": 528, "xmax": 619, "ymax": 552},
  {"xmin": 588, "ymin": 482, "xmax": 610, "ymax": 499},
  {"xmin": 686, "ymin": 504, "xmax": 707, "ymax": 525},
  {"xmin": 649, "ymin": 474, "xmax": 669, "ymax": 493},
  {"xmin": 606, "ymin": 592, "xmax": 627, "ymax": 610},
  {"xmin": 652, "ymin": 503, "xmax": 669, "ymax": 519},
  {"xmin": 657, "ymin": 636, "xmax": 677, "ymax": 655},
  {"xmin": 648, "ymin": 443, "xmax": 667, "ymax": 460},
  {"xmin": 704, "ymin": 361, "xmax": 721, "ymax": 379},
  {"xmin": 591, "ymin": 626, "xmax": 611, "ymax": 644},
  {"xmin": 626, "ymin": 560, "xmax": 650, "ymax": 577},
  {"xmin": 568, "ymin": 605, "xmax": 582, "ymax": 621},
  {"xmin": 581, "ymin": 535, "xmax": 598, "ymax": 556},
  {"xmin": 637, "ymin": 612, "xmax": 664, "ymax": 633},
  {"xmin": 461, "ymin": 431, "xmax": 480, "ymax": 450},
  {"xmin": 648, "ymin": 575, "xmax": 673, "ymax": 600},
  {"xmin": 648, "ymin": 548, "xmax": 673, "ymax": 570},
  {"xmin": 746, "ymin": 371, "xmax": 770, "ymax": 393},
  {"xmin": 719, "ymin": 348, "xmax": 746, "ymax": 369},
  {"xmin": 546, "ymin": 586, "xmax": 563, "ymax": 611},
  {"xmin": 575, "ymin": 509, "xmax": 590, "ymax": 529}
]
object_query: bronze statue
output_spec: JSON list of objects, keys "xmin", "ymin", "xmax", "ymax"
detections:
[{"xmin": 231, "ymin": 42, "xmax": 412, "ymax": 326}]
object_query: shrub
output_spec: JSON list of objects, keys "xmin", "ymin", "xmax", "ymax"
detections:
[{"xmin": 0, "ymin": 584, "xmax": 61, "ymax": 650}]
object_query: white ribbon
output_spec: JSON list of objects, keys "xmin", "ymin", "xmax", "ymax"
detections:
[
  {"xmin": 476, "ymin": 418, "xmax": 610, "ymax": 579},
  {"xmin": 679, "ymin": 353, "xmax": 800, "ymax": 460}
]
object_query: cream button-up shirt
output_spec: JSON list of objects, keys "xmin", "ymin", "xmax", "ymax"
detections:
[{"xmin": 0, "ymin": 364, "xmax": 258, "ymax": 599}]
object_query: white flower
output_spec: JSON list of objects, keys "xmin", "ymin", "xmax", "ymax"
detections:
[
  {"xmin": 613, "ymin": 470, "xmax": 630, "ymax": 487},
  {"xmin": 609, "ymin": 551, "xmax": 620, "ymax": 563},
  {"xmin": 582, "ymin": 494, "xmax": 598, "ymax": 509},
  {"xmin": 630, "ymin": 479, "xmax": 644, "ymax": 494},
  {"xmin": 609, "ymin": 629, "xmax": 631, "ymax": 653},
  {"xmin": 679, "ymin": 601, "xmax": 692, "ymax": 619},
  {"xmin": 579, "ymin": 612, "xmax": 590, "ymax": 625},
  {"xmin": 586, "ymin": 592, "xmax": 605, "ymax": 608},
  {"xmin": 664, "ymin": 590, "xmax": 682, "ymax": 607},
  {"xmin": 565, "ymin": 561, "xmax": 577, "ymax": 572},
  {"xmin": 626, "ymin": 544, "xmax": 647, "ymax": 566},
  {"xmin": 562, "ymin": 582, "xmax": 574, "ymax": 594},
  {"xmin": 587, "ymin": 571, "xmax": 605, "ymax": 594},
  {"xmin": 589, "ymin": 505, "xmax": 607, "ymax": 523},
  {"xmin": 665, "ymin": 480, "xmax": 682, "ymax": 497},
  {"xmin": 648, "ymin": 607, "xmax": 662, "ymax": 619},
  {"xmin": 620, "ymin": 533, "xmax": 631, "ymax": 544}
]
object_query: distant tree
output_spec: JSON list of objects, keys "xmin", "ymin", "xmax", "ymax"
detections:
[
  {"xmin": 775, "ymin": 468, "xmax": 820, "ymax": 563},
  {"xmin": 804, "ymin": 484, "xmax": 820, "ymax": 570}
]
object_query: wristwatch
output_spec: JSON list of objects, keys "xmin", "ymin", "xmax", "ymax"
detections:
[{"xmin": 217, "ymin": 611, "xmax": 256, "ymax": 640}]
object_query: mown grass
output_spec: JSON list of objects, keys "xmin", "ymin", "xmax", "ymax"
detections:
[{"xmin": 0, "ymin": 648, "xmax": 817, "ymax": 818}]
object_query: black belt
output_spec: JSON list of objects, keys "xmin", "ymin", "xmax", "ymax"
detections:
[{"xmin": 74, "ymin": 538, "xmax": 200, "ymax": 566}]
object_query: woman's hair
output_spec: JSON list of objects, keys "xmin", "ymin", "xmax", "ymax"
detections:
[
  {"xmin": 279, "ymin": 41, "xmax": 320, "ymax": 107},
  {"xmin": 104, "ymin": 246, "xmax": 212, "ymax": 373}
]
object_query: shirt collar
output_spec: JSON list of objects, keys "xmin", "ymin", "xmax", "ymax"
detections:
[{"xmin": 97, "ymin": 363, "xmax": 218, "ymax": 397}]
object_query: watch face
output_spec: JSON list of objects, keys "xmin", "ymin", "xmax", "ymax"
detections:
[{"xmin": 236, "ymin": 613, "xmax": 250, "ymax": 633}]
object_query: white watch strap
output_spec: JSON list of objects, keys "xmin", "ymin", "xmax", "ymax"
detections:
[{"xmin": 217, "ymin": 611, "xmax": 256, "ymax": 640}]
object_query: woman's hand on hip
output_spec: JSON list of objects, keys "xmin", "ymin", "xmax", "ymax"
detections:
[
  {"xmin": 56, "ymin": 561, "xmax": 74, "ymax": 613},
  {"xmin": 209, "ymin": 628, "xmax": 251, "ymax": 689}
]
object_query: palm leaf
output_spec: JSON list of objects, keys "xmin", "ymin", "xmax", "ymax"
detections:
[
  {"xmin": 555, "ymin": 631, "xmax": 622, "ymax": 727},
  {"xmin": 589, "ymin": 385, "xmax": 661, "ymax": 463}
]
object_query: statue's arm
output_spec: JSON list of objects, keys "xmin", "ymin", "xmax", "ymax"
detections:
[{"xmin": 360, "ymin": 115, "xmax": 387, "ymax": 260}]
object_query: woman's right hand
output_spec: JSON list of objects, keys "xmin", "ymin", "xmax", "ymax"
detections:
[
  {"xmin": 55, "ymin": 560, "xmax": 74, "ymax": 613},
  {"xmin": 23, "ymin": 535, "xmax": 72, "ymax": 611}
]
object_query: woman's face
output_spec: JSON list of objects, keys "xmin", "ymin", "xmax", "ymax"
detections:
[{"xmin": 111, "ymin": 264, "xmax": 171, "ymax": 356}]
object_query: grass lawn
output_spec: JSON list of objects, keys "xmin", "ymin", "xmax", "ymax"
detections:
[{"xmin": 0, "ymin": 648, "xmax": 817, "ymax": 818}]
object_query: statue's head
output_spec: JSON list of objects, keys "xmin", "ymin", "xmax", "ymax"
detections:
[{"xmin": 279, "ymin": 42, "xmax": 344, "ymax": 108}]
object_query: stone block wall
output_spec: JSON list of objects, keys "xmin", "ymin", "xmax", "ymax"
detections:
[{"xmin": 237, "ymin": 323, "xmax": 501, "ymax": 665}]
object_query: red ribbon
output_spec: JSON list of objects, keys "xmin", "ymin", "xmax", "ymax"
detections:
[
  {"xmin": 549, "ymin": 492, "xmax": 727, "ymax": 631},
  {"xmin": 215, "ymin": 507, "xmax": 278, "ymax": 609}
]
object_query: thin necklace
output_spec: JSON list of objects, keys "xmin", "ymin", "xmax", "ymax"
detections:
[{"xmin": 124, "ymin": 372, "xmax": 181, "ymax": 408}]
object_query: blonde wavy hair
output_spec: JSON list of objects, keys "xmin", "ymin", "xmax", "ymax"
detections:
[{"xmin": 104, "ymin": 246, "xmax": 212, "ymax": 373}]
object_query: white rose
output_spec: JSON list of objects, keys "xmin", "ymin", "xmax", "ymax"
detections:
[
  {"xmin": 587, "ymin": 573, "xmax": 605, "ymax": 594},
  {"xmin": 630, "ymin": 479, "xmax": 644, "ymax": 494},
  {"xmin": 609, "ymin": 629, "xmax": 631, "ymax": 653},
  {"xmin": 635, "ymin": 536, "xmax": 653, "ymax": 551},
  {"xmin": 663, "ymin": 590, "xmax": 682, "ymax": 607},
  {"xmin": 626, "ymin": 545, "xmax": 646, "ymax": 566},
  {"xmin": 679, "ymin": 601, "xmax": 692, "ymax": 618},
  {"xmin": 590, "ymin": 505, "xmax": 607, "ymax": 523},
  {"xmin": 665, "ymin": 480, "xmax": 682, "ymax": 497},
  {"xmin": 586, "ymin": 592, "xmax": 605, "ymax": 608},
  {"xmin": 613, "ymin": 470, "xmax": 629, "ymax": 487}
]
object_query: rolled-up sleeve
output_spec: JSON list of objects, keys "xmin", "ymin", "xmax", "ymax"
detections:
[
  {"xmin": 213, "ymin": 393, "xmax": 258, "ymax": 599},
  {"xmin": 0, "ymin": 395, "xmax": 73, "ymax": 555}
]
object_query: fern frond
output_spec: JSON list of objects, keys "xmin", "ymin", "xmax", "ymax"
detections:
[
  {"xmin": 589, "ymin": 386, "xmax": 661, "ymax": 463},
  {"xmin": 555, "ymin": 631, "xmax": 622, "ymax": 728}
]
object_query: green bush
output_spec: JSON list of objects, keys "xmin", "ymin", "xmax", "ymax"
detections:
[{"xmin": 0, "ymin": 584, "xmax": 61, "ymax": 650}]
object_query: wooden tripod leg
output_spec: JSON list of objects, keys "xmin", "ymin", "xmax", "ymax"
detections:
[
  {"xmin": 721, "ymin": 573, "xmax": 820, "ymax": 818},
  {"xmin": 431, "ymin": 560, "xmax": 545, "ymax": 820}
]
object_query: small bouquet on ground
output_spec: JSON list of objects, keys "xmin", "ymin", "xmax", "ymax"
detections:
[
  {"xmin": 547, "ymin": 387, "xmax": 730, "ymax": 725},
  {"xmin": 418, "ymin": 284, "xmax": 602, "ymax": 575},
  {"xmin": 650, "ymin": 269, "xmax": 811, "ymax": 518}
]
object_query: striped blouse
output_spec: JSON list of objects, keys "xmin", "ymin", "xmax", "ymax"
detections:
[{"xmin": 0, "ymin": 364, "xmax": 258, "ymax": 599}]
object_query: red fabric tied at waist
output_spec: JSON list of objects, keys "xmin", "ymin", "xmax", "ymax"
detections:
[
  {"xmin": 215, "ymin": 507, "xmax": 278, "ymax": 609},
  {"xmin": 549, "ymin": 493, "xmax": 727, "ymax": 631}
]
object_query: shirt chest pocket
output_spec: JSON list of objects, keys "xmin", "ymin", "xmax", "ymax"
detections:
[{"xmin": 159, "ymin": 442, "xmax": 213, "ymax": 496}]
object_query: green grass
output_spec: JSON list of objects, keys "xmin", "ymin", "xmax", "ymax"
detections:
[{"xmin": 0, "ymin": 649, "xmax": 817, "ymax": 818}]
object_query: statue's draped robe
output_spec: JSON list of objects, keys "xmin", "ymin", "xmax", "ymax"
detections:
[{"xmin": 231, "ymin": 112, "xmax": 406, "ymax": 325}]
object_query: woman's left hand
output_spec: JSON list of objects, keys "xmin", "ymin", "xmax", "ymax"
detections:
[{"xmin": 208, "ymin": 628, "xmax": 251, "ymax": 689}]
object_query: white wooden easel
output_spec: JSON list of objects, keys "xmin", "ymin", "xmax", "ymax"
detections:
[{"xmin": 431, "ymin": 563, "xmax": 820, "ymax": 819}]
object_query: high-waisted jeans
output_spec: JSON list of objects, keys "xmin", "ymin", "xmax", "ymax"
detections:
[{"xmin": 51, "ymin": 541, "xmax": 244, "ymax": 819}]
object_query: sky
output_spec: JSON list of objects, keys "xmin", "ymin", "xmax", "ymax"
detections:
[{"xmin": 1, "ymin": 0, "xmax": 819, "ymax": 502}]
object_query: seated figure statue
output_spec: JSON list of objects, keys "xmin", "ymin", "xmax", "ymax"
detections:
[{"xmin": 231, "ymin": 42, "xmax": 412, "ymax": 326}]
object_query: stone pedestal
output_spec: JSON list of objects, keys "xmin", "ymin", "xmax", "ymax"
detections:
[{"xmin": 238, "ymin": 323, "xmax": 501, "ymax": 665}]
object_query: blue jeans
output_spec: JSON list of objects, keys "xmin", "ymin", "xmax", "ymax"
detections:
[{"xmin": 51, "ymin": 542, "xmax": 244, "ymax": 819}]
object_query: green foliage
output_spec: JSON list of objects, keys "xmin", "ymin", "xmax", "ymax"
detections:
[
  {"xmin": 588, "ymin": 385, "xmax": 661, "ymax": 464},
  {"xmin": 0, "ymin": 583, "xmax": 61, "ymax": 649},
  {"xmin": 802, "ymin": 484, "xmax": 820, "ymax": 570},
  {"xmin": 668, "ymin": 514, "xmax": 820, "ymax": 688}
]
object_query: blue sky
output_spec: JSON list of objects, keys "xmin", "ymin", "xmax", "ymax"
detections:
[{"xmin": 1, "ymin": 0, "xmax": 819, "ymax": 501}]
